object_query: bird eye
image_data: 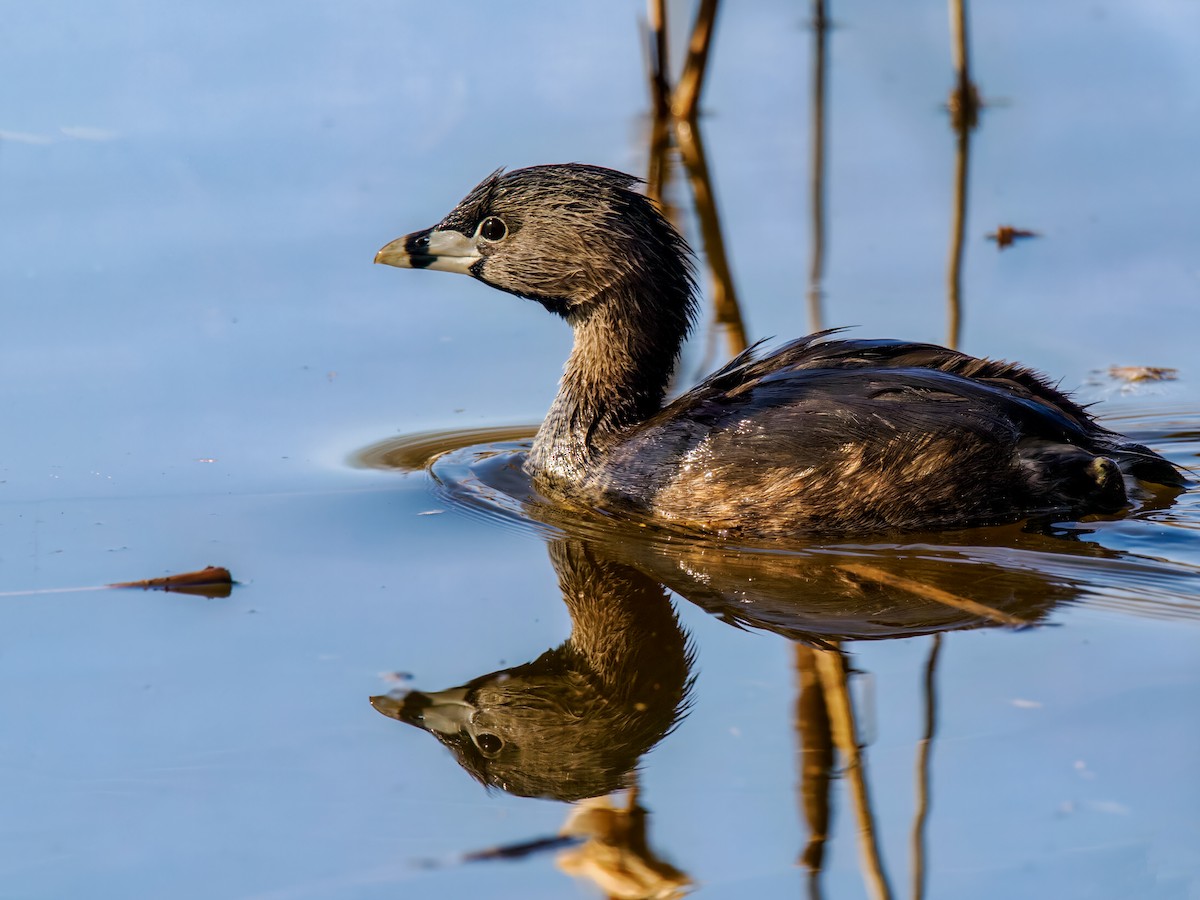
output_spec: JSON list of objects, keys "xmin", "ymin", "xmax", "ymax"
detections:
[
  {"xmin": 479, "ymin": 217, "xmax": 507, "ymax": 241},
  {"xmin": 475, "ymin": 732, "xmax": 503, "ymax": 755}
]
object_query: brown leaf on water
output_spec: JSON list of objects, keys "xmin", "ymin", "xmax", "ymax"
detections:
[
  {"xmin": 1107, "ymin": 365, "xmax": 1178, "ymax": 384},
  {"xmin": 109, "ymin": 566, "xmax": 235, "ymax": 598},
  {"xmin": 987, "ymin": 225, "xmax": 1039, "ymax": 249}
]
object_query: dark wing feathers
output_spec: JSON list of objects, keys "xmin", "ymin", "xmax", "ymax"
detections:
[
  {"xmin": 705, "ymin": 334, "xmax": 1092, "ymax": 421},
  {"xmin": 665, "ymin": 334, "xmax": 1087, "ymax": 429},
  {"xmin": 649, "ymin": 335, "xmax": 1184, "ymax": 486}
]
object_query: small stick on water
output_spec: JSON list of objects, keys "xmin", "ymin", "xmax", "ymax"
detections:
[
  {"xmin": 0, "ymin": 566, "xmax": 235, "ymax": 599},
  {"xmin": 110, "ymin": 566, "xmax": 234, "ymax": 591},
  {"xmin": 986, "ymin": 225, "xmax": 1039, "ymax": 250}
]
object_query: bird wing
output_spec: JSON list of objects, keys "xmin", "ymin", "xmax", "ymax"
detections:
[{"xmin": 653, "ymin": 335, "xmax": 1182, "ymax": 487}]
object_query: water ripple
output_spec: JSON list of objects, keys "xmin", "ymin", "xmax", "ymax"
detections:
[{"xmin": 350, "ymin": 411, "xmax": 1200, "ymax": 639}]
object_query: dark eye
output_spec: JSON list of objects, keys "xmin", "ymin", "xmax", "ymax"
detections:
[
  {"xmin": 479, "ymin": 217, "xmax": 507, "ymax": 241},
  {"xmin": 475, "ymin": 732, "xmax": 503, "ymax": 754}
]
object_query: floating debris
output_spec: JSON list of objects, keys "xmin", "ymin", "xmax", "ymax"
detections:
[
  {"xmin": 1107, "ymin": 365, "xmax": 1178, "ymax": 384},
  {"xmin": 986, "ymin": 225, "xmax": 1039, "ymax": 249},
  {"xmin": 1, "ymin": 566, "xmax": 236, "ymax": 599},
  {"xmin": 109, "ymin": 566, "xmax": 235, "ymax": 598}
]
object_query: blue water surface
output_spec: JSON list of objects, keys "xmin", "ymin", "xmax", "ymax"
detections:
[{"xmin": 2, "ymin": 2, "xmax": 1198, "ymax": 898}]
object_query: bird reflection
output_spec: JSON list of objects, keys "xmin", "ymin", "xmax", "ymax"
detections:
[
  {"xmin": 364, "ymin": 417, "xmax": 1200, "ymax": 897},
  {"xmin": 369, "ymin": 500, "xmax": 1114, "ymax": 895},
  {"xmin": 372, "ymin": 540, "xmax": 694, "ymax": 803}
]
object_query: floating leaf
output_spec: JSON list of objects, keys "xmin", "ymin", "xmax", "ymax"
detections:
[{"xmin": 110, "ymin": 566, "xmax": 235, "ymax": 598}]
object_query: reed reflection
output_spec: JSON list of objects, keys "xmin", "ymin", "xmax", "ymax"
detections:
[
  {"xmin": 807, "ymin": 0, "xmax": 830, "ymax": 333},
  {"xmin": 643, "ymin": 0, "xmax": 748, "ymax": 361},
  {"xmin": 945, "ymin": 0, "xmax": 981, "ymax": 350},
  {"xmin": 556, "ymin": 782, "xmax": 692, "ymax": 899}
]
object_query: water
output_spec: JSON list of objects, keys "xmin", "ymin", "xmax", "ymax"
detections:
[{"xmin": 3, "ymin": 1, "xmax": 1199, "ymax": 898}]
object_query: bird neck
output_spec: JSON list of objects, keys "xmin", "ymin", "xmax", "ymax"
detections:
[{"xmin": 529, "ymin": 277, "xmax": 689, "ymax": 482}]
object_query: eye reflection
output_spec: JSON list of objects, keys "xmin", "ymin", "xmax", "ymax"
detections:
[
  {"xmin": 475, "ymin": 732, "xmax": 503, "ymax": 755},
  {"xmin": 479, "ymin": 217, "xmax": 507, "ymax": 241}
]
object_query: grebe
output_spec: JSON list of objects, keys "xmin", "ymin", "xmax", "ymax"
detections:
[{"xmin": 375, "ymin": 164, "xmax": 1182, "ymax": 536}]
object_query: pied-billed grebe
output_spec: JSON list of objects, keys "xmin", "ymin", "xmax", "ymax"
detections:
[{"xmin": 375, "ymin": 164, "xmax": 1184, "ymax": 535}]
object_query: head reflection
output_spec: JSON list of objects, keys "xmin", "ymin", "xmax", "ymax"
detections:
[{"xmin": 372, "ymin": 540, "xmax": 694, "ymax": 802}]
